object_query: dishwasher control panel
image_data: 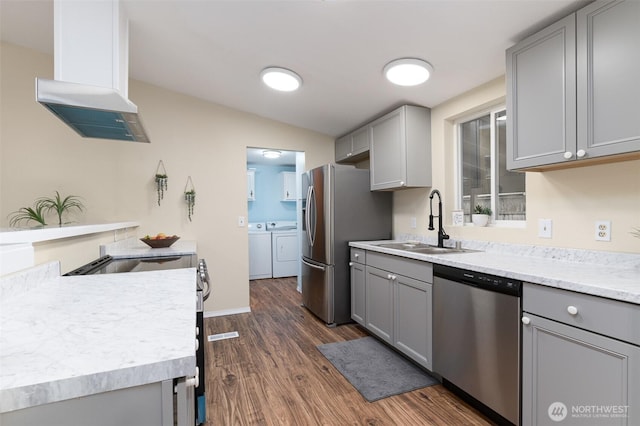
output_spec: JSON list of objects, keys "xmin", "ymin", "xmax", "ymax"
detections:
[{"xmin": 434, "ymin": 264, "xmax": 522, "ymax": 296}]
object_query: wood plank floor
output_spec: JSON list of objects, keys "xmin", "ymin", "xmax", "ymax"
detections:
[{"xmin": 204, "ymin": 277, "xmax": 494, "ymax": 425}]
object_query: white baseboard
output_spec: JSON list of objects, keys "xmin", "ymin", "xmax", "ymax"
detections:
[{"xmin": 204, "ymin": 307, "xmax": 251, "ymax": 318}]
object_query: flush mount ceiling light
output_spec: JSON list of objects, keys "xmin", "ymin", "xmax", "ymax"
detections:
[
  {"xmin": 383, "ymin": 58, "xmax": 433, "ymax": 86},
  {"xmin": 260, "ymin": 67, "xmax": 302, "ymax": 92},
  {"xmin": 262, "ymin": 150, "xmax": 282, "ymax": 159}
]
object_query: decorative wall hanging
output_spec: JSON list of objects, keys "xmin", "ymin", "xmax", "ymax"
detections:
[
  {"xmin": 184, "ymin": 176, "xmax": 196, "ymax": 222},
  {"xmin": 155, "ymin": 160, "xmax": 168, "ymax": 206}
]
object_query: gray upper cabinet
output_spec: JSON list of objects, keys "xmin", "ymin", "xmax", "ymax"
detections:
[
  {"xmin": 370, "ymin": 105, "xmax": 431, "ymax": 191},
  {"xmin": 506, "ymin": 14, "xmax": 576, "ymax": 170},
  {"xmin": 576, "ymin": 0, "xmax": 640, "ymax": 159},
  {"xmin": 507, "ymin": 0, "xmax": 640, "ymax": 171},
  {"xmin": 335, "ymin": 126, "xmax": 370, "ymax": 163}
]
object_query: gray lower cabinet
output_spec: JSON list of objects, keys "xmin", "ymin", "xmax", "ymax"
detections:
[
  {"xmin": 1, "ymin": 380, "xmax": 177, "ymax": 426},
  {"xmin": 507, "ymin": 0, "xmax": 640, "ymax": 171},
  {"xmin": 522, "ymin": 283, "xmax": 640, "ymax": 426},
  {"xmin": 356, "ymin": 250, "xmax": 433, "ymax": 369},
  {"xmin": 369, "ymin": 105, "xmax": 431, "ymax": 190},
  {"xmin": 349, "ymin": 248, "xmax": 366, "ymax": 326},
  {"xmin": 394, "ymin": 273, "xmax": 431, "ymax": 369},
  {"xmin": 365, "ymin": 264, "xmax": 394, "ymax": 344}
]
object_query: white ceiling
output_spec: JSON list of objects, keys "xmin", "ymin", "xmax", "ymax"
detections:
[
  {"xmin": 246, "ymin": 147, "xmax": 297, "ymax": 166},
  {"xmin": 0, "ymin": 0, "xmax": 589, "ymax": 138}
]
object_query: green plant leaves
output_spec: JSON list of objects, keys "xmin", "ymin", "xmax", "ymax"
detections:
[{"xmin": 8, "ymin": 191, "xmax": 85, "ymax": 227}]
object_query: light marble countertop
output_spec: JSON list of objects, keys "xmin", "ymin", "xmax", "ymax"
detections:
[
  {"xmin": 350, "ymin": 240, "xmax": 640, "ymax": 305},
  {"xmin": 101, "ymin": 238, "xmax": 197, "ymax": 258},
  {"xmin": 0, "ymin": 266, "xmax": 196, "ymax": 413}
]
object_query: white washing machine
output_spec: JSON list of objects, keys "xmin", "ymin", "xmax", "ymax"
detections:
[
  {"xmin": 266, "ymin": 221, "xmax": 299, "ymax": 278},
  {"xmin": 248, "ymin": 222, "xmax": 272, "ymax": 279}
]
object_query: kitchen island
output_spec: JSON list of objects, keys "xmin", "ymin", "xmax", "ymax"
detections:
[{"xmin": 0, "ymin": 261, "xmax": 196, "ymax": 424}]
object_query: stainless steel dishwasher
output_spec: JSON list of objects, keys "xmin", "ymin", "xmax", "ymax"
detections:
[{"xmin": 433, "ymin": 264, "xmax": 522, "ymax": 426}]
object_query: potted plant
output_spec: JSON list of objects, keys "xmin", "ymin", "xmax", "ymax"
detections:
[
  {"xmin": 184, "ymin": 175, "xmax": 196, "ymax": 222},
  {"xmin": 185, "ymin": 190, "xmax": 195, "ymax": 222},
  {"xmin": 472, "ymin": 204, "xmax": 492, "ymax": 227},
  {"xmin": 8, "ymin": 200, "xmax": 49, "ymax": 227},
  {"xmin": 8, "ymin": 191, "xmax": 84, "ymax": 227},
  {"xmin": 155, "ymin": 160, "xmax": 168, "ymax": 206}
]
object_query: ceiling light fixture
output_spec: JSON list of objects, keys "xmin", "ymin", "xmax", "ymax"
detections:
[
  {"xmin": 262, "ymin": 150, "xmax": 282, "ymax": 159},
  {"xmin": 383, "ymin": 58, "xmax": 433, "ymax": 87},
  {"xmin": 260, "ymin": 67, "xmax": 302, "ymax": 92}
]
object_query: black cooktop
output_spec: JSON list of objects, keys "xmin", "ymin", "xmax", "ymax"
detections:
[{"xmin": 64, "ymin": 254, "xmax": 197, "ymax": 276}]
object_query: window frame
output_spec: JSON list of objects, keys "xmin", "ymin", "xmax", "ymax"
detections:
[{"xmin": 453, "ymin": 104, "xmax": 526, "ymax": 228}]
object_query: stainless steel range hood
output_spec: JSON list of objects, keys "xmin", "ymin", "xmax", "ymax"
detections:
[{"xmin": 36, "ymin": 0, "xmax": 150, "ymax": 143}]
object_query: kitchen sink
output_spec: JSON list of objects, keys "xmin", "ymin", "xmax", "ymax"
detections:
[
  {"xmin": 375, "ymin": 242, "xmax": 475, "ymax": 255},
  {"xmin": 376, "ymin": 242, "xmax": 432, "ymax": 250}
]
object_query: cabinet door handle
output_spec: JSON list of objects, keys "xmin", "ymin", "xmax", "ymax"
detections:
[
  {"xmin": 354, "ymin": 253, "xmax": 359, "ymax": 259},
  {"xmin": 576, "ymin": 149, "xmax": 586, "ymax": 158},
  {"xmin": 567, "ymin": 306, "xmax": 578, "ymax": 315},
  {"xmin": 349, "ymin": 262, "xmax": 354, "ymax": 267},
  {"xmin": 521, "ymin": 316, "xmax": 531, "ymax": 325},
  {"xmin": 400, "ymin": 181, "xmax": 405, "ymax": 187},
  {"xmin": 563, "ymin": 151, "xmax": 573, "ymax": 159}
]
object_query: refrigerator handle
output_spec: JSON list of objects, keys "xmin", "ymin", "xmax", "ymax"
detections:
[
  {"xmin": 307, "ymin": 185, "xmax": 317, "ymax": 246},
  {"xmin": 302, "ymin": 257, "xmax": 325, "ymax": 271},
  {"xmin": 305, "ymin": 184, "xmax": 313, "ymax": 246}
]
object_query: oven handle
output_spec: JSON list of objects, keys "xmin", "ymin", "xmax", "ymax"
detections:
[{"xmin": 198, "ymin": 260, "xmax": 212, "ymax": 301}]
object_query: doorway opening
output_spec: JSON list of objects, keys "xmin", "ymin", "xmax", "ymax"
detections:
[{"xmin": 246, "ymin": 147, "xmax": 305, "ymax": 293}]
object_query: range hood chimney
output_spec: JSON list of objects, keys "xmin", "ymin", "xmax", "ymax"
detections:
[{"xmin": 36, "ymin": 0, "xmax": 150, "ymax": 143}]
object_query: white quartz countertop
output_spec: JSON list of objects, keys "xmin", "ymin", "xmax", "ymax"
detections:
[
  {"xmin": 350, "ymin": 241, "xmax": 640, "ymax": 305},
  {"xmin": 0, "ymin": 268, "xmax": 196, "ymax": 413}
]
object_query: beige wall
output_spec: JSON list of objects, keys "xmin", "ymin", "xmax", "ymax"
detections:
[
  {"xmin": 394, "ymin": 76, "xmax": 640, "ymax": 254},
  {"xmin": 0, "ymin": 43, "xmax": 334, "ymax": 313}
]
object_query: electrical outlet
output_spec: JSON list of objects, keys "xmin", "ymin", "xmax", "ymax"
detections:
[
  {"xmin": 595, "ymin": 220, "xmax": 611, "ymax": 241},
  {"xmin": 410, "ymin": 217, "xmax": 417, "ymax": 229},
  {"xmin": 538, "ymin": 219, "xmax": 552, "ymax": 238},
  {"xmin": 238, "ymin": 216, "xmax": 246, "ymax": 227}
]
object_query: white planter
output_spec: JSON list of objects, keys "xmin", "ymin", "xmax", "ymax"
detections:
[{"xmin": 472, "ymin": 214, "xmax": 490, "ymax": 227}]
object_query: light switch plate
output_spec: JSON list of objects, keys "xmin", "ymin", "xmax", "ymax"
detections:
[
  {"xmin": 238, "ymin": 216, "xmax": 246, "ymax": 227},
  {"xmin": 538, "ymin": 219, "xmax": 552, "ymax": 238}
]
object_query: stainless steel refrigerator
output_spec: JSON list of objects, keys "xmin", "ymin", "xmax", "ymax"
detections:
[{"xmin": 301, "ymin": 164, "xmax": 392, "ymax": 325}]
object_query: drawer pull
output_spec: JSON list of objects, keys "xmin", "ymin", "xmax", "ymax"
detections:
[
  {"xmin": 354, "ymin": 253, "xmax": 359, "ymax": 259},
  {"xmin": 567, "ymin": 306, "xmax": 578, "ymax": 316},
  {"xmin": 349, "ymin": 262, "xmax": 354, "ymax": 267},
  {"xmin": 521, "ymin": 316, "xmax": 531, "ymax": 325}
]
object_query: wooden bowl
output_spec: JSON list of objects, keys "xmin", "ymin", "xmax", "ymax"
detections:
[{"xmin": 140, "ymin": 236, "xmax": 180, "ymax": 248}]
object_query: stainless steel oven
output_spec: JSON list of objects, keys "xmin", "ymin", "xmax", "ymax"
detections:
[{"xmin": 65, "ymin": 254, "xmax": 210, "ymax": 425}]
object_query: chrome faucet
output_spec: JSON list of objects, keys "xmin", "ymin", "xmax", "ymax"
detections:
[{"xmin": 428, "ymin": 189, "xmax": 450, "ymax": 248}]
